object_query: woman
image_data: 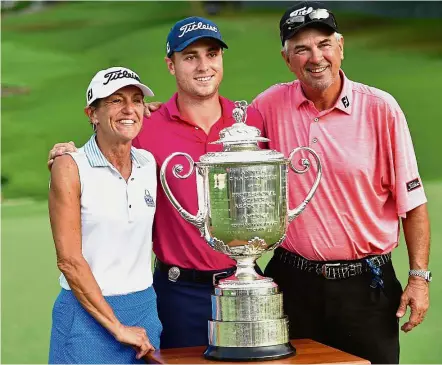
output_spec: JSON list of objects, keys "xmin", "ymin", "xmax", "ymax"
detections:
[{"xmin": 48, "ymin": 67, "xmax": 161, "ymax": 364}]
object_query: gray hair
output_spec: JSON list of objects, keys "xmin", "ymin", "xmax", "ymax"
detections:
[{"xmin": 282, "ymin": 32, "xmax": 343, "ymax": 55}]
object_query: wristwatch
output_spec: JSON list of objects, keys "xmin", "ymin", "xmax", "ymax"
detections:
[{"xmin": 409, "ymin": 269, "xmax": 432, "ymax": 282}]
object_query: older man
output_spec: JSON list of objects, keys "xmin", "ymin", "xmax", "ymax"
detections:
[{"xmin": 252, "ymin": 2, "xmax": 431, "ymax": 364}]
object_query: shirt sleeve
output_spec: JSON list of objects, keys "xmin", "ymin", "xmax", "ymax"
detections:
[
  {"xmin": 246, "ymin": 106, "xmax": 268, "ymax": 148},
  {"xmin": 387, "ymin": 101, "xmax": 427, "ymax": 218}
]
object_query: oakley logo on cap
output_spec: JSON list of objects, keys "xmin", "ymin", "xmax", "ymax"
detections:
[
  {"xmin": 178, "ymin": 21, "xmax": 218, "ymax": 38},
  {"xmin": 103, "ymin": 69, "xmax": 141, "ymax": 86},
  {"xmin": 290, "ymin": 6, "xmax": 313, "ymax": 17},
  {"xmin": 309, "ymin": 8, "xmax": 330, "ymax": 20},
  {"xmin": 166, "ymin": 42, "xmax": 170, "ymax": 54}
]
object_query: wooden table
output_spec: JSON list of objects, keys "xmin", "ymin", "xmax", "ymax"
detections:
[{"xmin": 145, "ymin": 339, "xmax": 370, "ymax": 364}]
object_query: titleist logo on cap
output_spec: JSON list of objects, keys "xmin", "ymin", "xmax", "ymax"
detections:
[
  {"xmin": 290, "ymin": 6, "xmax": 314, "ymax": 17},
  {"xmin": 178, "ymin": 21, "xmax": 218, "ymax": 38},
  {"xmin": 103, "ymin": 69, "xmax": 141, "ymax": 86}
]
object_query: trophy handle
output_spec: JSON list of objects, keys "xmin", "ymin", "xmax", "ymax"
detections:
[
  {"xmin": 287, "ymin": 147, "xmax": 322, "ymax": 223},
  {"xmin": 160, "ymin": 152, "xmax": 206, "ymax": 233}
]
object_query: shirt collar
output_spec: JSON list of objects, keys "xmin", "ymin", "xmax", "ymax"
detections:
[
  {"xmin": 84, "ymin": 134, "xmax": 150, "ymax": 168},
  {"xmin": 164, "ymin": 93, "xmax": 181, "ymax": 120},
  {"xmin": 292, "ymin": 69, "xmax": 353, "ymax": 115},
  {"xmin": 164, "ymin": 92, "xmax": 234, "ymax": 123}
]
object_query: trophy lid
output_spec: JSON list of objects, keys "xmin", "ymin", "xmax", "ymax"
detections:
[{"xmin": 199, "ymin": 101, "xmax": 285, "ymax": 164}]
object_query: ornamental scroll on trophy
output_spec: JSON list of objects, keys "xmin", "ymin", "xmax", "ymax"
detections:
[{"xmin": 160, "ymin": 101, "xmax": 322, "ymax": 362}]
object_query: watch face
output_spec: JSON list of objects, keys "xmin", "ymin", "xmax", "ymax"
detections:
[{"xmin": 427, "ymin": 272, "xmax": 432, "ymax": 282}]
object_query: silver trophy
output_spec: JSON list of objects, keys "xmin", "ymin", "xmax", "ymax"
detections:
[{"xmin": 160, "ymin": 101, "xmax": 322, "ymax": 361}]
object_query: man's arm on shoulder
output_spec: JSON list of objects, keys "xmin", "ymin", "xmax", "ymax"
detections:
[{"xmin": 48, "ymin": 141, "xmax": 77, "ymax": 169}]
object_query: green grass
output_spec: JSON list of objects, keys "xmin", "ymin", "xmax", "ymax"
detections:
[
  {"xmin": 1, "ymin": 2, "xmax": 442, "ymax": 199},
  {"xmin": 2, "ymin": 181, "xmax": 442, "ymax": 363},
  {"xmin": 2, "ymin": 2, "xmax": 442, "ymax": 363}
]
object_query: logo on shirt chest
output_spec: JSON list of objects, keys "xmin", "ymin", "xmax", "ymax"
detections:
[
  {"xmin": 406, "ymin": 178, "xmax": 421, "ymax": 192},
  {"xmin": 144, "ymin": 189, "xmax": 155, "ymax": 207}
]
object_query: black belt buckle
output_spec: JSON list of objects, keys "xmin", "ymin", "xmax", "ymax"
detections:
[
  {"xmin": 212, "ymin": 271, "xmax": 231, "ymax": 286},
  {"xmin": 321, "ymin": 263, "xmax": 341, "ymax": 279}
]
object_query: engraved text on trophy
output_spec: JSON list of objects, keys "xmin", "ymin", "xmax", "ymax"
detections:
[{"xmin": 208, "ymin": 164, "xmax": 287, "ymax": 245}]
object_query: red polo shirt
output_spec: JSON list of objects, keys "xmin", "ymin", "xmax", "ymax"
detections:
[{"xmin": 133, "ymin": 93, "xmax": 265, "ymax": 270}]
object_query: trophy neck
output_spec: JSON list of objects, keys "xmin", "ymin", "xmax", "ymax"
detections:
[
  {"xmin": 232, "ymin": 255, "xmax": 261, "ymax": 281},
  {"xmin": 217, "ymin": 256, "xmax": 276, "ymax": 290}
]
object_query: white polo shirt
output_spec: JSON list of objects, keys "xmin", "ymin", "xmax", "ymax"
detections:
[{"xmin": 59, "ymin": 135, "xmax": 157, "ymax": 295}]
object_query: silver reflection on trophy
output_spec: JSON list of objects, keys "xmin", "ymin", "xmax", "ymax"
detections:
[{"xmin": 160, "ymin": 100, "xmax": 322, "ymax": 361}]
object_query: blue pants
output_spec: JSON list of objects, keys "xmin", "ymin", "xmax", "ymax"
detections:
[{"xmin": 49, "ymin": 287, "xmax": 162, "ymax": 364}]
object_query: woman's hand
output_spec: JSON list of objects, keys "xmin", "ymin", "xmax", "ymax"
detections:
[{"xmin": 113, "ymin": 323, "xmax": 155, "ymax": 359}]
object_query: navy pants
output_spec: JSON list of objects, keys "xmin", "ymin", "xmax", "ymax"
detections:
[
  {"xmin": 153, "ymin": 265, "xmax": 264, "ymax": 349},
  {"xmin": 153, "ymin": 269, "xmax": 213, "ymax": 348}
]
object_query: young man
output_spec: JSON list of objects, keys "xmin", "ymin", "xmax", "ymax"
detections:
[
  {"xmin": 47, "ymin": 17, "xmax": 265, "ymax": 349},
  {"xmin": 251, "ymin": 2, "xmax": 431, "ymax": 363}
]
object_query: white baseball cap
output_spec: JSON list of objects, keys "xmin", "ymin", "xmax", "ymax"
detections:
[{"xmin": 86, "ymin": 66, "xmax": 154, "ymax": 106}]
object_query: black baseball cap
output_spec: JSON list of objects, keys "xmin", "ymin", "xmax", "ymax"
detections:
[{"xmin": 279, "ymin": 1, "xmax": 338, "ymax": 45}]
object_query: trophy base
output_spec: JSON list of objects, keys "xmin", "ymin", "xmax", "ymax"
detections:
[{"xmin": 203, "ymin": 342, "xmax": 296, "ymax": 362}]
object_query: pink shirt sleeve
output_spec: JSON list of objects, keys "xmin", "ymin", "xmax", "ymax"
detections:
[
  {"xmin": 246, "ymin": 105, "xmax": 268, "ymax": 148},
  {"xmin": 385, "ymin": 101, "xmax": 427, "ymax": 217}
]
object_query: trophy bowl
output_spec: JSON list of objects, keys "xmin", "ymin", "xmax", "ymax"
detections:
[{"xmin": 160, "ymin": 101, "xmax": 322, "ymax": 361}]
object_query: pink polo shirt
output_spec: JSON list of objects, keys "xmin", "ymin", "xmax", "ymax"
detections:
[
  {"xmin": 252, "ymin": 70, "xmax": 427, "ymax": 261},
  {"xmin": 133, "ymin": 93, "xmax": 265, "ymax": 270}
]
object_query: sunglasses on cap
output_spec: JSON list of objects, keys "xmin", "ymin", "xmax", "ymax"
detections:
[{"xmin": 280, "ymin": 8, "xmax": 338, "ymax": 44}]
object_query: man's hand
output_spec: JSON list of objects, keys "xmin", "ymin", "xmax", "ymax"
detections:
[
  {"xmin": 114, "ymin": 323, "xmax": 155, "ymax": 359},
  {"xmin": 396, "ymin": 276, "xmax": 430, "ymax": 332},
  {"xmin": 143, "ymin": 101, "xmax": 163, "ymax": 118},
  {"xmin": 48, "ymin": 141, "xmax": 77, "ymax": 170}
]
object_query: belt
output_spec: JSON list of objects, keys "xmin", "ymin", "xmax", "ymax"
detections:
[
  {"xmin": 274, "ymin": 248, "xmax": 392, "ymax": 280},
  {"xmin": 155, "ymin": 259, "xmax": 236, "ymax": 285}
]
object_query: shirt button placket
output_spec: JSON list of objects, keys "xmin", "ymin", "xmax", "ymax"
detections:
[
  {"xmin": 309, "ymin": 116, "xmax": 320, "ymax": 146},
  {"xmin": 127, "ymin": 183, "xmax": 133, "ymax": 222}
]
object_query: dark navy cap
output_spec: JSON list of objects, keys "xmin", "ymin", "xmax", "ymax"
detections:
[
  {"xmin": 280, "ymin": 1, "xmax": 338, "ymax": 45},
  {"xmin": 166, "ymin": 16, "xmax": 228, "ymax": 58}
]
